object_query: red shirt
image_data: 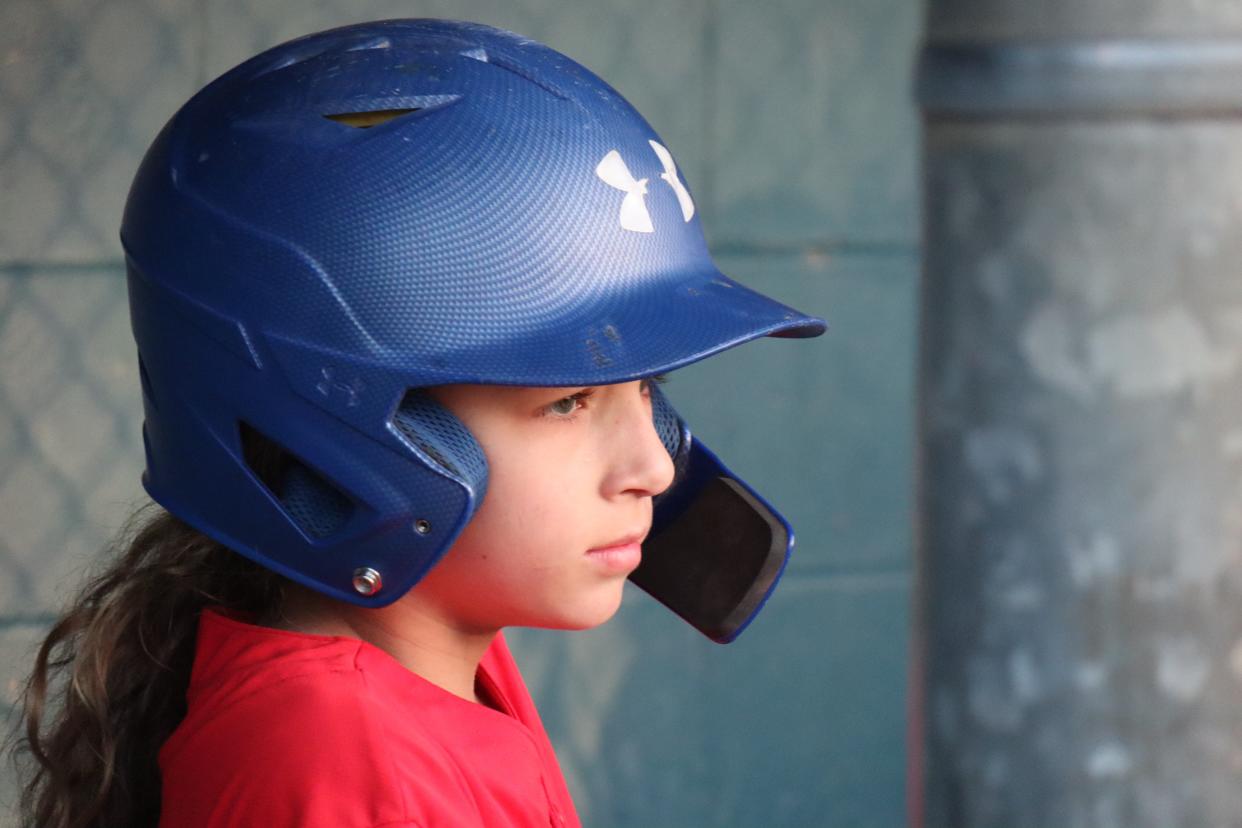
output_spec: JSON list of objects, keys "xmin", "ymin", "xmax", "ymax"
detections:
[{"xmin": 158, "ymin": 610, "xmax": 581, "ymax": 828}]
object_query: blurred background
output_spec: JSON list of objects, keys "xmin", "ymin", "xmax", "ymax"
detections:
[
  {"xmin": 9, "ymin": 1, "xmax": 1242, "ymax": 827},
  {"xmin": 0, "ymin": 2, "xmax": 918, "ymax": 825}
]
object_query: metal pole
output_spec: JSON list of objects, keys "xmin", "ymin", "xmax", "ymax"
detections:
[{"xmin": 915, "ymin": 3, "xmax": 1242, "ymax": 826}]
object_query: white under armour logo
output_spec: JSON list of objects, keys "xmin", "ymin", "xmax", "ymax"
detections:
[{"xmin": 595, "ymin": 140, "xmax": 696, "ymax": 234}]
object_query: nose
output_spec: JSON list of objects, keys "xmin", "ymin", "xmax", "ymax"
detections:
[{"xmin": 602, "ymin": 382, "xmax": 676, "ymax": 499}]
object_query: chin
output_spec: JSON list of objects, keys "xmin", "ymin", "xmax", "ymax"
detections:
[{"xmin": 530, "ymin": 587, "xmax": 627, "ymax": 631}]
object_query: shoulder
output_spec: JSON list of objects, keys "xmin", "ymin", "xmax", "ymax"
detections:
[{"xmin": 159, "ymin": 615, "xmax": 485, "ymax": 827}]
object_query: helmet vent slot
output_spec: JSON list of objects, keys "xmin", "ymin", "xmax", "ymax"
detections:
[
  {"xmin": 324, "ymin": 108, "xmax": 420, "ymax": 128},
  {"xmin": 239, "ymin": 422, "xmax": 353, "ymax": 539}
]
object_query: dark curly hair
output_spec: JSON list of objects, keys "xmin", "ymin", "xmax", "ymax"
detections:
[{"xmin": 8, "ymin": 499, "xmax": 289, "ymax": 827}]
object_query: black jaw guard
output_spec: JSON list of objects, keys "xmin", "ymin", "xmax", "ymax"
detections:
[{"xmin": 637, "ymin": 389, "xmax": 794, "ymax": 643}]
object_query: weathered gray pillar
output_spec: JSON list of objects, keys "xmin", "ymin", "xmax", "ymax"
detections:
[{"xmin": 916, "ymin": 3, "xmax": 1242, "ymax": 826}]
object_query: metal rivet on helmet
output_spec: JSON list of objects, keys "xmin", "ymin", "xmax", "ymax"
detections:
[{"xmin": 352, "ymin": 567, "xmax": 383, "ymax": 596}]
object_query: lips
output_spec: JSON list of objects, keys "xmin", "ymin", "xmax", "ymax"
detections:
[
  {"xmin": 586, "ymin": 530, "xmax": 647, "ymax": 574},
  {"xmin": 588, "ymin": 530, "xmax": 647, "ymax": 553}
]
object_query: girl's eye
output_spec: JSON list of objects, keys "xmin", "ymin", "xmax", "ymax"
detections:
[
  {"xmin": 544, "ymin": 389, "xmax": 594, "ymax": 418},
  {"xmin": 547, "ymin": 396, "xmax": 581, "ymax": 416}
]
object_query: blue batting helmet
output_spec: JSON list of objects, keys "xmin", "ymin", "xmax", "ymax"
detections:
[{"xmin": 121, "ymin": 19, "xmax": 824, "ymax": 642}]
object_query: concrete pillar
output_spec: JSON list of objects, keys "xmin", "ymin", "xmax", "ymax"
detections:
[{"xmin": 915, "ymin": 2, "xmax": 1242, "ymax": 826}]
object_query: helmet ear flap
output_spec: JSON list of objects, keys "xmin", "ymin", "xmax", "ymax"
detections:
[{"xmin": 226, "ymin": 391, "xmax": 488, "ymax": 604}]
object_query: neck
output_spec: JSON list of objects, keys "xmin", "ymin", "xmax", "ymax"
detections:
[{"xmin": 275, "ymin": 586, "xmax": 498, "ymax": 705}]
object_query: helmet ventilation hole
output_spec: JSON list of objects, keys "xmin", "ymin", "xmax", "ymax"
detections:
[
  {"xmin": 239, "ymin": 422, "xmax": 353, "ymax": 539},
  {"xmin": 324, "ymin": 108, "xmax": 421, "ymax": 128}
]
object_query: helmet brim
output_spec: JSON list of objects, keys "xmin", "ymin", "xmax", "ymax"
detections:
[{"xmin": 408, "ymin": 266, "xmax": 827, "ymax": 388}]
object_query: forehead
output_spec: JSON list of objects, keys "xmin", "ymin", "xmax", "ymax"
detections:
[{"xmin": 425, "ymin": 382, "xmax": 649, "ymax": 429}]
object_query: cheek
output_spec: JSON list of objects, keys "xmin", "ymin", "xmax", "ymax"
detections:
[
  {"xmin": 419, "ymin": 461, "xmax": 626, "ymax": 630},
  {"xmin": 479, "ymin": 439, "xmax": 594, "ymax": 535},
  {"xmin": 455, "ymin": 459, "xmax": 583, "ymax": 567}
]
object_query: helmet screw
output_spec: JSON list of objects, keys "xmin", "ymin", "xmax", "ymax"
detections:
[
  {"xmin": 352, "ymin": 567, "xmax": 383, "ymax": 596},
  {"xmin": 413, "ymin": 519, "xmax": 432, "ymax": 535}
]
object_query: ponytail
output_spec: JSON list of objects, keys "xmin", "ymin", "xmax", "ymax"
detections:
[{"xmin": 9, "ymin": 504, "xmax": 287, "ymax": 828}]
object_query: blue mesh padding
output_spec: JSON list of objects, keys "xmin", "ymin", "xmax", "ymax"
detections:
[
  {"xmin": 391, "ymin": 390, "xmax": 489, "ymax": 497},
  {"xmin": 650, "ymin": 385, "xmax": 683, "ymax": 458},
  {"xmin": 281, "ymin": 464, "xmax": 353, "ymax": 539}
]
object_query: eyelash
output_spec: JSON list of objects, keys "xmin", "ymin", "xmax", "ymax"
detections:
[
  {"xmin": 541, "ymin": 376, "xmax": 668, "ymax": 420},
  {"xmin": 544, "ymin": 388, "xmax": 596, "ymax": 418}
]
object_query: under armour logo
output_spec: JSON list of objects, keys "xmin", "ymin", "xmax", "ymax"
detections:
[
  {"xmin": 648, "ymin": 140, "xmax": 695, "ymax": 223},
  {"xmin": 595, "ymin": 140, "xmax": 695, "ymax": 234},
  {"xmin": 316, "ymin": 366, "xmax": 364, "ymax": 407}
]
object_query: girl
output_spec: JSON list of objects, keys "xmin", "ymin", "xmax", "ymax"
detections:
[{"xmin": 13, "ymin": 19, "xmax": 824, "ymax": 828}]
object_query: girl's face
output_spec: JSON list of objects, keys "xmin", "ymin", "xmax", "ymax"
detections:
[{"xmin": 410, "ymin": 380, "xmax": 676, "ymax": 633}]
